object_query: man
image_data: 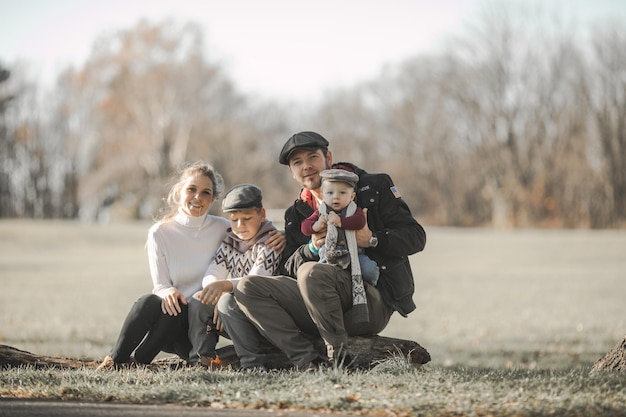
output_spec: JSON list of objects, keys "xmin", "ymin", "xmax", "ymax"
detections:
[{"xmin": 221, "ymin": 131, "xmax": 426, "ymax": 369}]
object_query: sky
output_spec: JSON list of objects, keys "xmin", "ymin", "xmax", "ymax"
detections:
[{"xmin": 2, "ymin": 0, "xmax": 626, "ymax": 102}]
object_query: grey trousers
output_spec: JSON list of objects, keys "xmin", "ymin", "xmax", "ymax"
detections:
[
  {"xmin": 233, "ymin": 262, "xmax": 393, "ymax": 367},
  {"xmin": 217, "ymin": 293, "xmax": 272, "ymax": 369}
]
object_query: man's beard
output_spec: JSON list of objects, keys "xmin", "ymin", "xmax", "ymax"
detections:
[
  {"xmin": 302, "ymin": 161, "xmax": 330, "ymax": 191},
  {"xmin": 305, "ymin": 176, "xmax": 323, "ymax": 191}
]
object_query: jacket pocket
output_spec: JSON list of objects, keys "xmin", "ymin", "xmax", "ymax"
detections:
[
  {"xmin": 378, "ymin": 258, "xmax": 416, "ymax": 316},
  {"xmin": 357, "ymin": 187, "xmax": 379, "ymax": 209}
]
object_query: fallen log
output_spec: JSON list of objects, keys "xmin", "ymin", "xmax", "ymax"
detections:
[
  {"xmin": 0, "ymin": 345, "xmax": 99, "ymax": 369},
  {"xmin": 1, "ymin": 335, "xmax": 430, "ymax": 371},
  {"xmin": 229, "ymin": 335, "xmax": 431, "ymax": 370},
  {"xmin": 590, "ymin": 335, "xmax": 626, "ymax": 373}
]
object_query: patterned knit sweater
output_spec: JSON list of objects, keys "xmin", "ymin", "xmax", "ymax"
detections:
[{"xmin": 202, "ymin": 220, "xmax": 281, "ymax": 291}]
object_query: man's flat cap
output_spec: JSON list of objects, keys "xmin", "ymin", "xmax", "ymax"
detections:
[
  {"xmin": 279, "ymin": 131, "xmax": 329, "ymax": 165},
  {"xmin": 222, "ymin": 184, "xmax": 263, "ymax": 212}
]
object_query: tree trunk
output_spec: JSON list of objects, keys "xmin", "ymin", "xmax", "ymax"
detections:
[
  {"xmin": 1, "ymin": 335, "xmax": 430, "ymax": 371},
  {"xmin": 590, "ymin": 336, "xmax": 626, "ymax": 373},
  {"xmin": 0, "ymin": 345, "xmax": 100, "ymax": 369}
]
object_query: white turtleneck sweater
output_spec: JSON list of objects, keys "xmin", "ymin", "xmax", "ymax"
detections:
[{"xmin": 147, "ymin": 209, "xmax": 229, "ymax": 300}]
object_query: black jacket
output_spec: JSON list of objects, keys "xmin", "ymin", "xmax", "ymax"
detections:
[{"xmin": 281, "ymin": 162, "xmax": 426, "ymax": 316}]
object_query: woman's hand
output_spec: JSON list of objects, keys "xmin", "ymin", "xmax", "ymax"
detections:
[
  {"xmin": 266, "ymin": 229, "xmax": 286, "ymax": 253},
  {"xmin": 198, "ymin": 280, "xmax": 233, "ymax": 305},
  {"xmin": 161, "ymin": 288, "xmax": 187, "ymax": 316}
]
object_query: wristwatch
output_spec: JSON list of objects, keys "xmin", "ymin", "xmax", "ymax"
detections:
[{"xmin": 368, "ymin": 233, "xmax": 379, "ymax": 248}]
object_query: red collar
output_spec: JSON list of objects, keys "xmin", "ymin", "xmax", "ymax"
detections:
[{"xmin": 300, "ymin": 188, "xmax": 320, "ymax": 211}]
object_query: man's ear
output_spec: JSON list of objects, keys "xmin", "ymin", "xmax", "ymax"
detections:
[{"xmin": 326, "ymin": 150, "xmax": 333, "ymax": 167}]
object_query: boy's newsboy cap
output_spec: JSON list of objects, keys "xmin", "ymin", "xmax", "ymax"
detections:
[
  {"xmin": 279, "ymin": 131, "xmax": 329, "ymax": 165},
  {"xmin": 222, "ymin": 184, "xmax": 263, "ymax": 212},
  {"xmin": 320, "ymin": 169, "xmax": 359, "ymax": 188}
]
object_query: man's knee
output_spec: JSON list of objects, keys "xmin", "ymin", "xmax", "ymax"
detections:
[
  {"xmin": 297, "ymin": 262, "xmax": 336, "ymax": 286},
  {"xmin": 234, "ymin": 277, "xmax": 251, "ymax": 307},
  {"xmin": 296, "ymin": 262, "xmax": 320, "ymax": 296},
  {"xmin": 295, "ymin": 261, "xmax": 318, "ymax": 281},
  {"xmin": 297, "ymin": 262, "xmax": 342, "ymax": 301}
]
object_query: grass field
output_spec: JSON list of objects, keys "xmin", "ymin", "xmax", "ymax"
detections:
[
  {"xmin": 1, "ymin": 219, "xmax": 623, "ymax": 367},
  {"xmin": 1, "ymin": 219, "xmax": 625, "ymax": 415}
]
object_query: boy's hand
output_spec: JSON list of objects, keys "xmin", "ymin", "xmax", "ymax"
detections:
[
  {"xmin": 198, "ymin": 281, "xmax": 233, "ymax": 305},
  {"xmin": 213, "ymin": 305, "xmax": 224, "ymax": 332}
]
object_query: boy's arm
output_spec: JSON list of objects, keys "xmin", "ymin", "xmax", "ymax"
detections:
[
  {"xmin": 301, "ymin": 210, "xmax": 321, "ymax": 235},
  {"xmin": 340, "ymin": 206, "xmax": 367, "ymax": 230},
  {"xmin": 201, "ymin": 245, "xmax": 229, "ymax": 288}
]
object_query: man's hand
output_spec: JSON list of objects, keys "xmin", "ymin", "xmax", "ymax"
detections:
[
  {"xmin": 266, "ymin": 230, "xmax": 286, "ymax": 253},
  {"xmin": 311, "ymin": 226, "xmax": 327, "ymax": 250},
  {"xmin": 356, "ymin": 207, "xmax": 374, "ymax": 248}
]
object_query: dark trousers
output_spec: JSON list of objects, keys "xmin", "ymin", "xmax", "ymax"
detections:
[
  {"xmin": 234, "ymin": 262, "xmax": 392, "ymax": 366},
  {"xmin": 109, "ymin": 294, "xmax": 191, "ymax": 364}
]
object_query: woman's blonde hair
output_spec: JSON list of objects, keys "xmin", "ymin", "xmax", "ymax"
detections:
[{"xmin": 155, "ymin": 161, "xmax": 225, "ymax": 222}]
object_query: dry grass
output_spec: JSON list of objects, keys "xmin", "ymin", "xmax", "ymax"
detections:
[{"xmin": 1, "ymin": 220, "xmax": 625, "ymax": 415}]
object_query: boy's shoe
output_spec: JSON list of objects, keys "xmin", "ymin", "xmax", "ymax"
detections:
[
  {"xmin": 198, "ymin": 354, "xmax": 223, "ymax": 368},
  {"xmin": 296, "ymin": 356, "xmax": 329, "ymax": 372}
]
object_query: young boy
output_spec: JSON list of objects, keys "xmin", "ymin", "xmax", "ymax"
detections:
[
  {"xmin": 187, "ymin": 184, "xmax": 281, "ymax": 367},
  {"xmin": 301, "ymin": 169, "xmax": 379, "ymax": 286}
]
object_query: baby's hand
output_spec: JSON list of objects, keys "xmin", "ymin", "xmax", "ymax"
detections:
[
  {"xmin": 327, "ymin": 212, "xmax": 341, "ymax": 227},
  {"xmin": 313, "ymin": 216, "xmax": 327, "ymax": 232}
]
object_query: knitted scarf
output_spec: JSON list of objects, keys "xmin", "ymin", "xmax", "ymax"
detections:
[{"xmin": 319, "ymin": 201, "xmax": 369, "ymax": 324}]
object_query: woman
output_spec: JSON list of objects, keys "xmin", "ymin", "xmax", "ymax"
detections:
[{"xmin": 97, "ymin": 161, "xmax": 283, "ymax": 369}]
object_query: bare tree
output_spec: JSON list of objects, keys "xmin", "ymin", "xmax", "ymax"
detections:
[
  {"xmin": 439, "ymin": 3, "xmax": 599, "ymax": 227},
  {"xmin": 372, "ymin": 57, "xmax": 486, "ymax": 226},
  {"xmin": 0, "ymin": 66, "xmax": 62, "ymax": 218},
  {"xmin": 587, "ymin": 23, "xmax": 626, "ymax": 226},
  {"xmin": 2, "ymin": 8, "xmax": 623, "ymax": 228},
  {"xmin": 304, "ymin": 3, "xmax": 612, "ymax": 229},
  {"xmin": 56, "ymin": 19, "xmax": 246, "ymax": 220},
  {"xmin": 0, "ymin": 65, "xmax": 14, "ymax": 217}
]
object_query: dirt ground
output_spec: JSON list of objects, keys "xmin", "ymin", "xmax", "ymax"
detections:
[{"xmin": 1, "ymin": 219, "xmax": 624, "ymax": 369}]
